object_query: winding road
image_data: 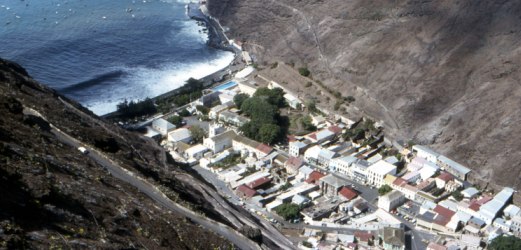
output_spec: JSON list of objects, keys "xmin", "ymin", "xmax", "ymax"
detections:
[{"xmin": 24, "ymin": 107, "xmax": 262, "ymax": 250}]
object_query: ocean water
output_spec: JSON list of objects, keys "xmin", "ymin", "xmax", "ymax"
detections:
[{"xmin": 0, "ymin": 0, "xmax": 234, "ymax": 115}]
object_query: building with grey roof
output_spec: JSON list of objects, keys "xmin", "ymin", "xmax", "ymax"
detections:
[
  {"xmin": 319, "ymin": 174, "xmax": 346, "ymax": 197},
  {"xmin": 437, "ymin": 155, "xmax": 471, "ymax": 180},
  {"xmin": 152, "ymin": 118, "xmax": 176, "ymax": 135}
]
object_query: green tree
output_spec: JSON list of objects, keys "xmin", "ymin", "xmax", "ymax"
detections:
[
  {"xmin": 189, "ymin": 125, "xmax": 206, "ymax": 143},
  {"xmin": 298, "ymin": 67, "xmax": 311, "ymax": 77},
  {"xmin": 258, "ymin": 123, "xmax": 281, "ymax": 144},
  {"xmin": 233, "ymin": 93, "xmax": 249, "ymax": 108},
  {"xmin": 274, "ymin": 203, "xmax": 301, "ymax": 220},
  {"xmin": 452, "ymin": 190, "xmax": 464, "ymax": 201},
  {"xmin": 489, "ymin": 235, "xmax": 521, "ymax": 250},
  {"xmin": 196, "ymin": 105, "xmax": 210, "ymax": 115},
  {"xmin": 301, "ymin": 115, "xmax": 317, "ymax": 131},
  {"xmin": 178, "ymin": 108, "xmax": 191, "ymax": 117},
  {"xmin": 240, "ymin": 97, "xmax": 278, "ymax": 124},
  {"xmin": 253, "ymin": 87, "xmax": 286, "ymax": 107},
  {"xmin": 168, "ymin": 115, "xmax": 183, "ymax": 127},
  {"xmin": 378, "ymin": 184, "xmax": 392, "ymax": 196}
]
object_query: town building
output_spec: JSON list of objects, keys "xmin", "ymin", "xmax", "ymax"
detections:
[
  {"xmin": 235, "ymin": 184, "xmax": 256, "ymax": 199},
  {"xmin": 478, "ymin": 187, "xmax": 514, "ymax": 224},
  {"xmin": 218, "ymin": 110, "xmax": 250, "ymax": 127},
  {"xmin": 304, "ymin": 145, "xmax": 322, "ymax": 164},
  {"xmin": 203, "ymin": 130, "xmax": 236, "ymax": 153},
  {"xmin": 319, "ymin": 174, "xmax": 345, "ymax": 197},
  {"xmin": 339, "ymin": 186, "xmax": 358, "ymax": 201},
  {"xmin": 461, "ymin": 187, "xmax": 480, "ymax": 199},
  {"xmin": 209, "ymin": 102, "xmax": 233, "ymax": 120},
  {"xmin": 167, "ymin": 128, "xmax": 192, "ymax": 143},
  {"xmin": 380, "ymin": 227, "xmax": 405, "ymax": 250},
  {"xmin": 367, "ymin": 160, "xmax": 397, "ymax": 187},
  {"xmin": 237, "ymin": 80, "xmax": 257, "ymax": 96},
  {"xmin": 435, "ymin": 172, "xmax": 454, "ymax": 189},
  {"xmin": 284, "ymin": 156, "xmax": 305, "ymax": 175},
  {"xmin": 412, "ymin": 145, "xmax": 440, "ymax": 163},
  {"xmin": 378, "ymin": 190, "xmax": 406, "ymax": 212},
  {"xmin": 232, "ymin": 135, "xmax": 273, "ymax": 158},
  {"xmin": 437, "ymin": 155, "xmax": 471, "ymax": 181},
  {"xmin": 350, "ymin": 159, "xmax": 371, "ymax": 183},
  {"xmin": 184, "ymin": 144, "xmax": 208, "ymax": 160},
  {"xmin": 511, "ymin": 215, "xmax": 521, "ymax": 236},
  {"xmin": 317, "ymin": 148, "xmax": 337, "ymax": 167},
  {"xmin": 289, "ymin": 140, "xmax": 309, "ymax": 157},
  {"xmin": 330, "ymin": 155, "xmax": 358, "ymax": 176},
  {"xmin": 152, "ymin": 118, "xmax": 176, "ymax": 136}
]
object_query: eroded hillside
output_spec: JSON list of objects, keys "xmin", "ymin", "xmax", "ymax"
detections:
[
  {"xmin": 208, "ymin": 0, "xmax": 521, "ymax": 189},
  {"xmin": 0, "ymin": 59, "xmax": 233, "ymax": 249}
]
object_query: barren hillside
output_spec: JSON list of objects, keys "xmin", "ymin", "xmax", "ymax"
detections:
[{"xmin": 208, "ymin": 0, "xmax": 521, "ymax": 189}]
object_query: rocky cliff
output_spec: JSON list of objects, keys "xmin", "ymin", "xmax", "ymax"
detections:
[
  {"xmin": 208, "ymin": 0, "xmax": 521, "ymax": 189},
  {"xmin": 0, "ymin": 59, "xmax": 234, "ymax": 249}
]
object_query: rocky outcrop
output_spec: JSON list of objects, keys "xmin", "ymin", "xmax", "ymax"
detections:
[
  {"xmin": 208, "ymin": 0, "xmax": 521, "ymax": 189},
  {"xmin": 0, "ymin": 59, "xmax": 232, "ymax": 249}
]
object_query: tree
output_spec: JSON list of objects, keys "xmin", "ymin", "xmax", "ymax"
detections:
[
  {"xmin": 452, "ymin": 190, "xmax": 464, "ymax": 201},
  {"xmin": 233, "ymin": 93, "xmax": 249, "ymax": 108},
  {"xmin": 185, "ymin": 77, "xmax": 204, "ymax": 90},
  {"xmin": 306, "ymin": 100, "xmax": 318, "ymax": 113},
  {"xmin": 298, "ymin": 67, "xmax": 311, "ymax": 77},
  {"xmin": 189, "ymin": 125, "xmax": 206, "ymax": 143},
  {"xmin": 168, "ymin": 115, "xmax": 183, "ymax": 127},
  {"xmin": 489, "ymin": 235, "xmax": 521, "ymax": 250},
  {"xmin": 240, "ymin": 97, "xmax": 278, "ymax": 124},
  {"xmin": 196, "ymin": 105, "xmax": 210, "ymax": 115},
  {"xmin": 253, "ymin": 87, "xmax": 286, "ymax": 107},
  {"xmin": 178, "ymin": 108, "xmax": 191, "ymax": 117},
  {"xmin": 274, "ymin": 203, "xmax": 301, "ymax": 220},
  {"xmin": 378, "ymin": 184, "xmax": 392, "ymax": 196},
  {"xmin": 116, "ymin": 98, "xmax": 156, "ymax": 119},
  {"xmin": 258, "ymin": 123, "xmax": 281, "ymax": 145},
  {"xmin": 301, "ymin": 115, "xmax": 316, "ymax": 131}
]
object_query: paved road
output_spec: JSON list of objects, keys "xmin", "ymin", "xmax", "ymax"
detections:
[
  {"xmin": 191, "ymin": 166, "xmax": 296, "ymax": 249},
  {"xmin": 26, "ymin": 107, "xmax": 262, "ymax": 249}
]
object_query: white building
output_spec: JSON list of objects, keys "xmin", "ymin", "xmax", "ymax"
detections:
[
  {"xmin": 209, "ymin": 103, "xmax": 231, "ymax": 120},
  {"xmin": 167, "ymin": 128, "xmax": 192, "ymax": 143},
  {"xmin": 317, "ymin": 148, "xmax": 337, "ymax": 168},
  {"xmin": 330, "ymin": 155, "xmax": 358, "ymax": 176},
  {"xmin": 184, "ymin": 144, "xmax": 209, "ymax": 160},
  {"xmin": 203, "ymin": 130, "xmax": 237, "ymax": 153},
  {"xmin": 478, "ymin": 187, "xmax": 515, "ymax": 224},
  {"xmin": 208, "ymin": 123, "xmax": 225, "ymax": 137},
  {"xmin": 152, "ymin": 118, "xmax": 176, "ymax": 136},
  {"xmin": 412, "ymin": 145, "xmax": 440, "ymax": 163},
  {"xmin": 289, "ymin": 141, "xmax": 308, "ymax": 157},
  {"xmin": 304, "ymin": 145, "xmax": 322, "ymax": 164},
  {"xmin": 437, "ymin": 155, "xmax": 472, "ymax": 181},
  {"xmin": 378, "ymin": 190, "xmax": 405, "ymax": 212},
  {"xmin": 367, "ymin": 160, "xmax": 397, "ymax": 187},
  {"xmin": 237, "ymin": 80, "xmax": 257, "ymax": 96}
]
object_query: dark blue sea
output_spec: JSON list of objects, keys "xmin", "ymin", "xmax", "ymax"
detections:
[{"xmin": 0, "ymin": 0, "xmax": 233, "ymax": 115}]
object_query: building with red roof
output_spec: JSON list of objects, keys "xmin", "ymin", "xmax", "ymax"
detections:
[
  {"xmin": 339, "ymin": 186, "xmax": 358, "ymax": 201},
  {"xmin": 256, "ymin": 143, "xmax": 273, "ymax": 156},
  {"xmin": 435, "ymin": 172, "xmax": 454, "ymax": 188},
  {"xmin": 305, "ymin": 171, "xmax": 326, "ymax": 184},
  {"xmin": 235, "ymin": 184, "xmax": 257, "ymax": 199},
  {"xmin": 247, "ymin": 177, "xmax": 271, "ymax": 190},
  {"xmin": 328, "ymin": 125, "xmax": 343, "ymax": 134},
  {"xmin": 284, "ymin": 156, "xmax": 304, "ymax": 175},
  {"xmin": 354, "ymin": 231, "xmax": 374, "ymax": 245}
]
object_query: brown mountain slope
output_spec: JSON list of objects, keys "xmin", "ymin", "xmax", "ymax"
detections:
[
  {"xmin": 208, "ymin": 0, "xmax": 521, "ymax": 189},
  {"xmin": 0, "ymin": 59, "xmax": 236, "ymax": 249}
]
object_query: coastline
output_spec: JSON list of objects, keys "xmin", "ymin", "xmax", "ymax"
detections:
[{"xmin": 102, "ymin": 2, "xmax": 243, "ymax": 119}]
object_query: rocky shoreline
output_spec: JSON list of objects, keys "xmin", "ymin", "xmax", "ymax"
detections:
[{"xmin": 102, "ymin": 3, "xmax": 243, "ymax": 119}]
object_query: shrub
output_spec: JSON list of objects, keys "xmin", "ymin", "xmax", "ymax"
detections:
[
  {"xmin": 298, "ymin": 67, "xmax": 311, "ymax": 77},
  {"xmin": 378, "ymin": 184, "xmax": 392, "ymax": 196},
  {"xmin": 305, "ymin": 82, "xmax": 312, "ymax": 88}
]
